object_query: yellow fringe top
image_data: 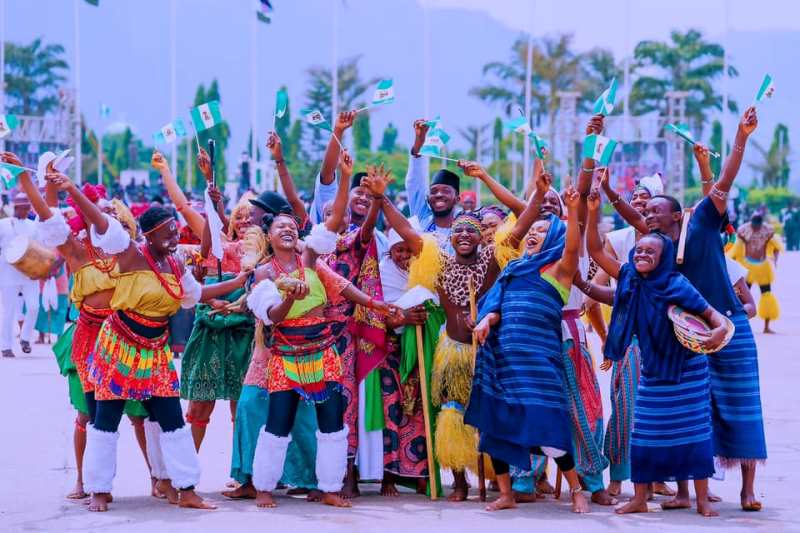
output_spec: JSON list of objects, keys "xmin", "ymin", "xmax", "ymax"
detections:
[
  {"xmin": 70, "ymin": 262, "xmax": 119, "ymax": 309},
  {"xmin": 407, "ymin": 234, "xmax": 443, "ymax": 292},
  {"xmin": 492, "ymin": 213, "xmax": 525, "ymax": 270}
]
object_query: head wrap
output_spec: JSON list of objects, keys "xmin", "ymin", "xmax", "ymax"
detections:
[
  {"xmin": 479, "ymin": 205, "xmax": 507, "ymax": 221},
  {"xmin": 636, "ymin": 172, "xmax": 664, "ymax": 197},
  {"xmin": 431, "ymin": 169, "xmax": 460, "ymax": 192},
  {"xmin": 460, "ymin": 190, "xmax": 476, "ymax": 203},
  {"xmin": 604, "ymin": 234, "xmax": 709, "ymax": 383},
  {"xmin": 452, "ymin": 211, "xmax": 482, "ymax": 233}
]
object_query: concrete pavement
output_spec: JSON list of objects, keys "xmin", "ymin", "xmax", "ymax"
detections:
[{"xmin": 1, "ymin": 253, "xmax": 799, "ymax": 532}]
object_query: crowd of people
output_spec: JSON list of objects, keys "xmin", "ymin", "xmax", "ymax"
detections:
[{"xmin": 0, "ymin": 105, "xmax": 776, "ymax": 517}]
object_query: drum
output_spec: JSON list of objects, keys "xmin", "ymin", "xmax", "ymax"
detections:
[
  {"xmin": 667, "ymin": 305, "xmax": 735, "ymax": 354},
  {"xmin": 3, "ymin": 235, "xmax": 57, "ymax": 280}
]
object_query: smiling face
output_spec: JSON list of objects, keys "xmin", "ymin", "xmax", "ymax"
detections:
[
  {"xmin": 389, "ymin": 241, "xmax": 413, "ymax": 271},
  {"xmin": 633, "ymin": 234, "xmax": 664, "ymax": 274},
  {"xmin": 450, "ymin": 220, "xmax": 481, "ymax": 258},
  {"xmin": 480, "ymin": 212, "xmax": 502, "ymax": 245},
  {"xmin": 630, "ymin": 188, "xmax": 652, "ymax": 214},
  {"xmin": 268, "ymin": 214, "xmax": 299, "ymax": 252},
  {"xmin": 644, "ymin": 197, "xmax": 681, "ymax": 233},
  {"xmin": 540, "ymin": 190, "xmax": 562, "ymax": 219},
  {"xmin": 232, "ymin": 205, "xmax": 253, "ymax": 238},
  {"xmin": 13, "ymin": 203, "xmax": 30, "ymax": 219},
  {"xmin": 148, "ymin": 219, "xmax": 179, "ymax": 255},
  {"xmin": 524, "ymin": 219, "xmax": 552, "ymax": 254},
  {"xmin": 349, "ymin": 186, "xmax": 372, "ymax": 219},
  {"xmin": 428, "ymin": 184, "xmax": 458, "ymax": 218}
]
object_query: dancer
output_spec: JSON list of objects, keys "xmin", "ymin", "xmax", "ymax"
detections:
[{"xmin": 584, "ymin": 190, "xmax": 730, "ymax": 517}]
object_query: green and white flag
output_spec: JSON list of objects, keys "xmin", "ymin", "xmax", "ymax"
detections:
[
  {"xmin": 425, "ymin": 115, "xmax": 441, "ymax": 129},
  {"xmin": 190, "ymin": 100, "xmax": 224, "ymax": 132},
  {"xmin": 274, "ymin": 88, "xmax": 288, "ymax": 119},
  {"xmin": 0, "ymin": 162, "xmax": 25, "ymax": 189},
  {"xmin": 529, "ymin": 132, "xmax": 548, "ymax": 160},
  {"xmin": 99, "ymin": 104, "xmax": 111, "ymax": 118},
  {"xmin": 582, "ymin": 134, "xmax": 618, "ymax": 166},
  {"xmin": 755, "ymin": 74, "xmax": 775, "ymax": 103},
  {"xmin": 153, "ymin": 119, "xmax": 187, "ymax": 145},
  {"xmin": 593, "ymin": 78, "xmax": 618, "ymax": 115},
  {"xmin": 301, "ymin": 108, "xmax": 332, "ymax": 131},
  {"xmin": 371, "ymin": 79, "xmax": 395, "ymax": 106},
  {"xmin": 665, "ymin": 123, "xmax": 695, "ymax": 144},
  {"xmin": 420, "ymin": 127, "xmax": 451, "ymax": 157},
  {"xmin": 0, "ymin": 114, "xmax": 19, "ymax": 139},
  {"xmin": 505, "ymin": 116, "xmax": 532, "ymax": 135}
]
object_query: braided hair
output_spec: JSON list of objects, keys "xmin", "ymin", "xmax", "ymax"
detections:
[{"xmin": 140, "ymin": 206, "xmax": 175, "ymax": 234}]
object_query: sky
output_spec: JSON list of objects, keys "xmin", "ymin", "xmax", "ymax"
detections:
[{"xmin": 3, "ymin": 0, "xmax": 799, "ymax": 188}]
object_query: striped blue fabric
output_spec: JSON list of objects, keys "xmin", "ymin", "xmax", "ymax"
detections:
[
  {"xmin": 604, "ymin": 338, "xmax": 641, "ymax": 482},
  {"xmin": 708, "ymin": 312, "xmax": 767, "ymax": 462},
  {"xmin": 631, "ymin": 354, "xmax": 714, "ymax": 483}
]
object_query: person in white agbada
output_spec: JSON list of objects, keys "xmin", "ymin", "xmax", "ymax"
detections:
[{"xmin": 0, "ymin": 192, "xmax": 40, "ymax": 357}]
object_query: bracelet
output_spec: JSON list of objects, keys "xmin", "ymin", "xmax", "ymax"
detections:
[
  {"xmin": 701, "ymin": 178, "xmax": 714, "ymax": 184},
  {"xmin": 581, "ymin": 167, "xmax": 594, "ymax": 173},
  {"xmin": 733, "ymin": 144, "xmax": 745, "ymax": 154},
  {"xmin": 710, "ymin": 184, "xmax": 729, "ymax": 201}
]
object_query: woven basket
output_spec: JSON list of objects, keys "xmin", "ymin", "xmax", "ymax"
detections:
[{"xmin": 667, "ymin": 305, "xmax": 735, "ymax": 354}]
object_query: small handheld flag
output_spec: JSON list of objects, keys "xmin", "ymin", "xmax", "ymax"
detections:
[
  {"xmin": 582, "ymin": 134, "xmax": 618, "ymax": 166},
  {"xmin": 424, "ymin": 116, "xmax": 441, "ymax": 129},
  {"xmin": 190, "ymin": 101, "xmax": 224, "ymax": 133},
  {"xmin": 257, "ymin": 0, "xmax": 272, "ymax": 23},
  {"xmin": 275, "ymin": 88, "xmax": 288, "ymax": 120},
  {"xmin": 301, "ymin": 108, "xmax": 332, "ymax": 132},
  {"xmin": 665, "ymin": 123, "xmax": 720, "ymax": 158},
  {"xmin": 529, "ymin": 132, "xmax": 548, "ymax": 160},
  {"xmin": 593, "ymin": 78, "xmax": 618, "ymax": 115},
  {"xmin": 0, "ymin": 115, "xmax": 19, "ymax": 139},
  {"xmin": 0, "ymin": 162, "xmax": 27, "ymax": 189},
  {"xmin": 99, "ymin": 104, "xmax": 111, "ymax": 118},
  {"xmin": 505, "ymin": 116, "xmax": 532, "ymax": 135},
  {"xmin": 371, "ymin": 79, "xmax": 395, "ymax": 106},
  {"xmin": 420, "ymin": 127, "xmax": 457, "ymax": 161},
  {"xmin": 755, "ymin": 74, "xmax": 775, "ymax": 103},
  {"xmin": 153, "ymin": 119, "xmax": 188, "ymax": 145}
]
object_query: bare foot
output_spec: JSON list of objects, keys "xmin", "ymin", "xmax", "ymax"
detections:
[
  {"xmin": 322, "ymin": 492, "xmax": 352, "ymax": 508},
  {"xmin": 741, "ymin": 492, "xmax": 762, "ymax": 512},
  {"xmin": 307, "ymin": 489, "xmax": 323, "ymax": 502},
  {"xmin": 255, "ymin": 491, "xmax": 277, "ymax": 508},
  {"xmin": 156, "ymin": 479, "xmax": 179, "ymax": 504},
  {"xmin": 488, "ymin": 481, "xmax": 500, "ymax": 492},
  {"xmin": 661, "ymin": 496, "xmax": 692, "ymax": 510},
  {"xmin": 222, "ymin": 482, "xmax": 257, "ymax": 499},
  {"xmin": 652, "ymin": 482, "xmax": 676, "ymax": 496},
  {"xmin": 486, "ymin": 494, "xmax": 516, "ymax": 511},
  {"xmin": 536, "ymin": 477, "xmax": 555, "ymax": 495},
  {"xmin": 340, "ymin": 478, "xmax": 360, "ymax": 499},
  {"xmin": 380, "ymin": 480, "xmax": 400, "ymax": 497},
  {"xmin": 707, "ymin": 491, "xmax": 722, "ymax": 503},
  {"xmin": 88, "ymin": 493, "xmax": 110, "ymax": 512},
  {"xmin": 615, "ymin": 499, "xmax": 648, "ymax": 514},
  {"xmin": 571, "ymin": 491, "xmax": 590, "ymax": 513},
  {"xmin": 178, "ymin": 490, "xmax": 216, "ymax": 510},
  {"xmin": 763, "ymin": 327, "xmax": 775, "ymax": 334},
  {"xmin": 607, "ymin": 480, "xmax": 622, "ymax": 497},
  {"xmin": 513, "ymin": 491, "xmax": 537, "ymax": 503},
  {"xmin": 225, "ymin": 480, "xmax": 239, "ymax": 489},
  {"xmin": 416, "ymin": 478, "xmax": 427, "ymax": 495},
  {"xmin": 151, "ymin": 477, "xmax": 165, "ymax": 499},
  {"xmin": 591, "ymin": 489, "xmax": 618, "ymax": 506},
  {"xmin": 697, "ymin": 498, "xmax": 719, "ymax": 517},
  {"xmin": 67, "ymin": 481, "xmax": 88, "ymax": 500},
  {"xmin": 447, "ymin": 487, "xmax": 468, "ymax": 502}
]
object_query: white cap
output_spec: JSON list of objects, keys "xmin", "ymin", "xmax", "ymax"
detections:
[{"xmin": 637, "ymin": 172, "xmax": 664, "ymax": 197}]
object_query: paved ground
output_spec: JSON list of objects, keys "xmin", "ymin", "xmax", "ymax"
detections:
[{"xmin": 1, "ymin": 253, "xmax": 799, "ymax": 532}]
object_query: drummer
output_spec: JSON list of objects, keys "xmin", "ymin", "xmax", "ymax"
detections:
[{"xmin": 0, "ymin": 191, "xmax": 40, "ymax": 358}]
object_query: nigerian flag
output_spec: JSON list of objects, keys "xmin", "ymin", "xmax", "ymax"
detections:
[
  {"xmin": 593, "ymin": 78, "xmax": 618, "ymax": 115},
  {"xmin": 529, "ymin": 132, "xmax": 548, "ymax": 160},
  {"xmin": 0, "ymin": 114, "xmax": 19, "ymax": 139},
  {"xmin": 425, "ymin": 115, "xmax": 441, "ymax": 129},
  {"xmin": 420, "ymin": 127, "xmax": 450, "ymax": 157},
  {"xmin": 755, "ymin": 74, "xmax": 775, "ymax": 103},
  {"xmin": 0, "ymin": 162, "xmax": 25, "ymax": 189},
  {"xmin": 190, "ymin": 101, "xmax": 223, "ymax": 132},
  {"xmin": 301, "ymin": 108, "xmax": 332, "ymax": 131},
  {"xmin": 505, "ymin": 116, "xmax": 532, "ymax": 135},
  {"xmin": 582, "ymin": 134, "xmax": 618, "ymax": 166},
  {"xmin": 153, "ymin": 119, "xmax": 187, "ymax": 145},
  {"xmin": 665, "ymin": 123, "xmax": 695, "ymax": 145},
  {"xmin": 371, "ymin": 79, "xmax": 395, "ymax": 106},
  {"xmin": 275, "ymin": 88, "xmax": 288, "ymax": 119}
]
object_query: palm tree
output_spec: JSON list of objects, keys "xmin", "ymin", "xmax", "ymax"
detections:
[
  {"xmin": 630, "ymin": 29, "xmax": 737, "ymax": 135},
  {"xmin": 579, "ymin": 48, "xmax": 624, "ymax": 110},
  {"xmin": 459, "ymin": 124, "xmax": 491, "ymax": 161},
  {"xmin": 4, "ymin": 38, "xmax": 69, "ymax": 115},
  {"xmin": 749, "ymin": 124, "xmax": 790, "ymax": 188}
]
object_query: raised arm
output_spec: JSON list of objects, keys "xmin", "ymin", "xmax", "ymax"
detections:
[
  {"xmin": 576, "ymin": 115, "xmax": 605, "ymax": 226},
  {"xmin": 600, "ymin": 167, "xmax": 648, "ymax": 234},
  {"xmin": 586, "ymin": 188, "xmax": 621, "ymax": 279},
  {"xmin": 363, "ymin": 171, "xmax": 423, "ymax": 255},
  {"xmin": 3, "ymin": 152, "xmax": 52, "ymax": 220},
  {"xmin": 152, "ymin": 150, "xmax": 206, "ymax": 238},
  {"xmin": 267, "ymin": 131, "xmax": 307, "ymax": 223},
  {"xmin": 406, "ymin": 119, "xmax": 432, "ymax": 220},
  {"xmin": 320, "ymin": 111, "xmax": 355, "ymax": 185},
  {"xmin": 459, "ymin": 160, "xmax": 525, "ymax": 216},
  {"xmin": 325, "ymin": 150, "xmax": 352, "ymax": 233},
  {"xmin": 694, "ymin": 144, "xmax": 715, "ymax": 198},
  {"xmin": 712, "ymin": 107, "xmax": 757, "ymax": 214},
  {"xmin": 358, "ymin": 165, "xmax": 384, "ymax": 245},
  {"xmin": 507, "ymin": 172, "xmax": 551, "ymax": 246},
  {"xmin": 523, "ymin": 155, "xmax": 545, "ymax": 201},
  {"xmin": 552, "ymin": 187, "xmax": 582, "ymax": 288}
]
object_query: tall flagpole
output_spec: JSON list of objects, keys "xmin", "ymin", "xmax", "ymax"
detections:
[
  {"xmin": 331, "ymin": 0, "xmax": 339, "ymax": 122},
  {"xmin": 722, "ymin": 0, "xmax": 730, "ymax": 155},
  {"xmin": 0, "ymin": 0, "xmax": 6, "ymax": 153},
  {"xmin": 170, "ymin": 0, "xmax": 177, "ymax": 178},
  {"xmin": 250, "ymin": 0, "xmax": 257, "ymax": 189},
  {"xmin": 522, "ymin": 5, "xmax": 534, "ymax": 191},
  {"xmin": 73, "ymin": 0, "xmax": 82, "ymax": 185},
  {"xmin": 423, "ymin": 4, "xmax": 430, "ymax": 118},
  {"xmin": 623, "ymin": 0, "xmax": 631, "ymax": 145}
]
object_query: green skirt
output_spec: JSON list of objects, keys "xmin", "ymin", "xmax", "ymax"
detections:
[
  {"xmin": 36, "ymin": 294, "xmax": 69, "ymax": 335},
  {"xmin": 230, "ymin": 385, "xmax": 319, "ymax": 488},
  {"xmin": 53, "ymin": 323, "xmax": 148, "ymax": 418}
]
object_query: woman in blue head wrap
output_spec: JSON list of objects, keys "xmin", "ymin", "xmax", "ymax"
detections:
[
  {"xmin": 582, "ymin": 190, "xmax": 730, "ymax": 517},
  {"xmin": 465, "ymin": 180, "xmax": 591, "ymax": 514}
]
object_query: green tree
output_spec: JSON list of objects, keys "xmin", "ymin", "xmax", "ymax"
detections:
[
  {"xmin": 749, "ymin": 123, "xmax": 790, "ymax": 188},
  {"xmin": 4, "ymin": 38, "xmax": 69, "ymax": 115},
  {"xmin": 631, "ymin": 29, "xmax": 737, "ymax": 135},
  {"xmin": 353, "ymin": 112, "xmax": 371, "ymax": 151},
  {"xmin": 579, "ymin": 48, "xmax": 624, "ymax": 110},
  {"xmin": 459, "ymin": 124, "xmax": 491, "ymax": 161},
  {"xmin": 379, "ymin": 122, "xmax": 398, "ymax": 153}
]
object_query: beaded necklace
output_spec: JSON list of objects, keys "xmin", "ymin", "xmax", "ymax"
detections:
[
  {"xmin": 141, "ymin": 244, "xmax": 185, "ymax": 300},
  {"xmin": 271, "ymin": 253, "xmax": 305, "ymax": 282}
]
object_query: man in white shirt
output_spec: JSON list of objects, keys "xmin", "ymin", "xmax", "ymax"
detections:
[{"xmin": 0, "ymin": 193, "xmax": 40, "ymax": 357}]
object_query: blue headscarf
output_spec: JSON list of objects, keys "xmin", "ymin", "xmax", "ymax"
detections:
[
  {"xmin": 604, "ymin": 233, "xmax": 709, "ymax": 383},
  {"xmin": 478, "ymin": 214, "xmax": 566, "ymax": 320}
]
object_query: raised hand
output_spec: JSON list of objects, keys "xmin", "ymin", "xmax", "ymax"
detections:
[
  {"xmin": 151, "ymin": 150, "xmax": 170, "ymax": 174},
  {"xmin": 739, "ymin": 106, "xmax": 758, "ymax": 138},
  {"xmin": 266, "ymin": 131, "xmax": 283, "ymax": 160},
  {"xmin": 197, "ymin": 148, "xmax": 213, "ymax": 182},
  {"xmin": 338, "ymin": 150, "xmax": 354, "ymax": 181},
  {"xmin": 208, "ymin": 184, "xmax": 223, "ymax": 206},
  {"xmin": 411, "ymin": 119, "xmax": 430, "ymax": 155},
  {"xmin": 457, "ymin": 160, "xmax": 486, "ymax": 180},
  {"xmin": 335, "ymin": 111, "xmax": 356, "ymax": 133},
  {"xmin": 535, "ymin": 171, "xmax": 552, "ymax": 195},
  {"xmin": 693, "ymin": 143, "xmax": 711, "ymax": 167},
  {"xmin": 364, "ymin": 163, "xmax": 394, "ymax": 196},
  {"xmin": 45, "ymin": 171, "xmax": 74, "ymax": 192},
  {"xmin": 585, "ymin": 114, "xmax": 604, "ymax": 136},
  {"xmin": 563, "ymin": 185, "xmax": 580, "ymax": 209},
  {"xmin": 587, "ymin": 188, "xmax": 602, "ymax": 212}
]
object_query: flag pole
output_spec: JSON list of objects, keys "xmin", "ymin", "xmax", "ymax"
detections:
[
  {"xmin": 331, "ymin": 0, "xmax": 339, "ymax": 122},
  {"xmin": 420, "ymin": 154, "xmax": 459, "ymax": 163},
  {"xmin": 0, "ymin": 0, "xmax": 6, "ymax": 154},
  {"xmin": 250, "ymin": 0, "xmax": 258, "ymax": 190},
  {"xmin": 522, "ymin": 3, "xmax": 534, "ymax": 190},
  {"xmin": 73, "ymin": 0, "xmax": 82, "ymax": 185},
  {"xmin": 170, "ymin": 0, "xmax": 178, "ymax": 178},
  {"xmin": 330, "ymin": 131, "xmax": 345, "ymax": 151},
  {"xmin": 422, "ymin": 4, "xmax": 431, "ymax": 118},
  {"xmin": 353, "ymin": 105, "xmax": 370, "ymax": 113}
]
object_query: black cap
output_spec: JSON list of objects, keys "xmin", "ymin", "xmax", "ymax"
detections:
[
  {"xmin": 350, "ymin": 171, "xmax": 368, "ymax": 190},
  {"xmin": 249, "ymin": 191, "xmax": 292, "ymax": 215},
  {"xmin": 431, "ymin": 169, "xmax": 460, "ymax": 192}
]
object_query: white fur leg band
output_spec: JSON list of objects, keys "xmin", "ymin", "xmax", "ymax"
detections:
[
  {"xmin": 247, "ymin": 278, "xmax": 282, "ymax": 325},
  {"xmin": 84, "ymin": 426, "xmax": 119, "ymax": 494},
  {"xmin": 90, "ymin": 214, "xmax": 131, "ymax": 255},
  {"xmin": 39, "ymin": 212, "xmax": 72, "ymax": 248},
  {"xmin": 159, "ymin": 426, "xmax": 201, "ymax": 490},
  {"xmin": 306, "ymin": 224, "xmax": 338, "ymax": 255},
  {"xmin": 315, "ymin": 427, "xmax": 348, "ymax": 493},
  {"xmin": 144, "ymin": 420, "xmax": 167, "ymax": 480},
  {"xmin": 252, "ymin": 430, "xmax": 291, "ymax": 492},
  {"xmin": 541, "ymin": 446, "xmax": 567, "ymax": 458}
]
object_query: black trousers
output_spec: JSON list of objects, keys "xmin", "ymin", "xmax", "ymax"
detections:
[
  {"xmin": 93, "ymin": 396, "xmax": 184, "ymax": 433},
  {"xmin": 265, "ymin": 382, "xmax": 344, "ymax": 436}
]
